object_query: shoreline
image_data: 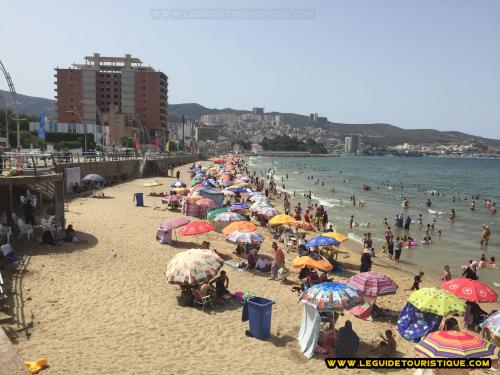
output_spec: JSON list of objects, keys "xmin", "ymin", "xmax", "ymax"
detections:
[{"xmin": 6, "ymin": 157, "xmax": 498, "ymax": 375}]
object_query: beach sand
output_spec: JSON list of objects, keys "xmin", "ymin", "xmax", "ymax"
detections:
[{"xmin": 8, "ymin": 160, "xmax": 498, "ymax": 375}]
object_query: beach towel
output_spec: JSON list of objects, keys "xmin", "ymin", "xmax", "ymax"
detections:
[
  {"xmin": 298, "ymin": 303, "xmax": 321, "ymax": 359},
  {"xmin": 397, "ymin": 302, "xmax": 442, "ymax": 341},
  {"xmin": 224, "ymin": 260, "xmax": 244, "ymax": 272}
]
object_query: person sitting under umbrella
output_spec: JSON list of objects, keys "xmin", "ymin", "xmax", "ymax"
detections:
[
  {"xmin": 443, "ymin": 317, "xmax": 460, "ymax": 331},
  {"xmin": 335, "ymin": 320, "xmax": 360, "ymax": 358},
  {"xmin": 209, "ymin": 270, "xmax": 231, "ymax": 302}
]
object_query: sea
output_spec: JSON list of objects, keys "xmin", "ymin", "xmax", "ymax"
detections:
[{"xmin": 245, "ymin": 155, "xmax": 500, "ymax": 286}]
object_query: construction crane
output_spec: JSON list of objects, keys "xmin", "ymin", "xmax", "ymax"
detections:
[{"xmin": 0, "ymin": 58, "xmax": 20, "ymax": 149}]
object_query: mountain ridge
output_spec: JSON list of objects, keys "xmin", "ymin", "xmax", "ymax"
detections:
[{"xmin": 1, "ymin": 90, "xmax": 498, "ymax": 147}]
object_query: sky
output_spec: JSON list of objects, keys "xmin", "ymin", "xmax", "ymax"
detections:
[{"xmin": 1, "ymin": 0, "xmax": 499, "ymax": 138}]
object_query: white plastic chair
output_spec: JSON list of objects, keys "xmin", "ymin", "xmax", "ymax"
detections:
[
  {"xmin": 47, "ymin": 216, "xmax": 62, "ymax": 234},
  {"xmin": 17, "ymin": 218, "xmax": 33, "ymax": 240}
]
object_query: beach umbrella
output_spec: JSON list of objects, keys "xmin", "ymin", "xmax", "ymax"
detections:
[
  {"xmin": 292, "ymin": 256, "xmax": 333, "ymax": 272},
  {"xmin": 348, "ymin": 272, "xmax": 398, "ymax": 297},
  {"xmin": 214, "ymin": 212, "xmax": 247, "ymax": 222},
  {"xmin": 305, "ymin": 235, "xmax": 340, "ymax": 248},
  {"xmin": 160, "ymin": 217, "xmax": 190, "ymax": 230},
  {"xmin": 223, "ymin": 190, "xmax": 235, "ymax": 196},
  {"xmin": 162, "ymin": 194, "xmax": 179, "ymax": 202},
  {"xmin": 256, "ymin": 206, "xmax": 279, "ymax": 218},
  {"xmin": 227, "ymin": 187, "xmax": 248, "ymax": 194},
  {"xmin": 287, "ymin": 221, "xmax": 316, "ymax": 232},
  {"xmin": 250, "ymin": 194, "xmax": 268, "ymax": 202},
  {"xmin": 207, "ymin": 207, "xmax": 230, "ymax": 220},
  {"xmin": 230, "ymin": 202, "xmax": 249, "ymax": 211},
  {"xmin": 440, "ymin": 278, "xmax": 498, "ymax": 303},
  {"xmin": 177, "ymin": 221, "xmax": 214, "ymax": 245},
  {"xmin": 323, "ymin": 231, "xmax": 348, "ymax": 243},
  {"xmin": 195, "ymin": 198, "xmax": 218, "ymax": 208},
  {"xmin": 301, "ymin": 282, "xmax": 361, "ymax": 312},
  {"xmin": 415, "ymin": 330, "xmax": 498, "ymax": 359},
  {"xmin": 250, "ymin": 201, "xmax": 272, "ymax": 211},
  {"xmin": 222, "ymin": 221, "xmax": 257, "ymax": 235},
  {"xmin": 165, "ymin": 249, "xmax": 223, "ymax": 285},
  {"xmin": 171, "ymin": 181, "xmax": 186, "ymax": 188},
  {"xmin": 174, "ymin": 187, "xmax": 190, "ymax": 195},
  {"xmin": 268, "ymin": 214, "xmax": 296, "ymax": 226},
  {"xmin": 226, "ymin": 231, "xmax": 265, "ymax": 244},
  {"xmin": 407, "ymin": 287, "xmax": 465, "ymax": 316},
  {"xmin": 82, "ymin": 174, "xmax": 105, "ymax": 183},
  {"xmin": 143, "ymin": 180, "xmax": 163, "ymax": 187},
  {"xmin": 480, "ymin": 311, "xmax": 500, "ymax": 334}
]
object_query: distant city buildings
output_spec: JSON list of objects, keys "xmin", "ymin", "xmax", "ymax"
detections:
[
  {"xmin": 195, "ymin": 125, "xmax": 218, "ymax": 142},
  {"xmin": 309, "ymin": 113, "xmax": 327, "ymax": 125},
  {"xmin": 252, "ymin": 107, "xmax": 264, "ymax": 115},
  {"xmin": 344, "ymin": 135, "xmax": 361, "ymax": 154},
  {"xmin": 55, "ymin": 53, "xmax": 168, "ymax": 147}
]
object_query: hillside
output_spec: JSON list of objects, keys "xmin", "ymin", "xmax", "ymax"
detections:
[
  {"xmin": 1, "ymin": 91, "xmax": 498, "ymax": 147},
  {"xmin": 0, "ymin": 89, "xmax": 55, "ymax": 116}
]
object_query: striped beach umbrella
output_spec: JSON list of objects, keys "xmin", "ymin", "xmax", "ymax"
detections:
[
  {"xmin": 256, "ymin": 206, "xmax": 279, "ymax": 218},
  {"xmin": 226, "ymin": 231, "xmax": 265, "ymax": 244},
  {"xmin": 213, "ymin": 212, "xmax": 246, "ymax": 222},
  {"xmin": 415, "ymin": 330, "xmax": 499, "ymax": 359},
  {"xmin": 165, "ymin": 249, "xmax": 223, "ymax": 285},
  {"xmin": 407, "ymin": 287, "xmax": 465, "ymax": 316},
  {"xmin": 441, "ymin": 278, "xmax": 498, "ymax": 303},
  {"xmin": 480, "ymin": 311, "xmax": 500, "ymax": 334},
  {"xmin": 230, "ymin": 202, "xmax": 249, "ymax": 211},
  {"xmin": 348, "ymin": 272, "xmax": 398, "ymax": 297},
  {"xmin": 301, "ymin": 282, "xmax": 361, "ymax": 312},
  {"xmin": 207, "ymin": 207, "xmax": 230, "ymax": 220}
]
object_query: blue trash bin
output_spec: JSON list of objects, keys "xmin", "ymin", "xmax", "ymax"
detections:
[
  {"xmin": 134, "ymin": 193, "xmax": 144, "ymax": 206},
  {"xmin": 247, "ymin": 297, "xmax": 275, "ymax": 340}
]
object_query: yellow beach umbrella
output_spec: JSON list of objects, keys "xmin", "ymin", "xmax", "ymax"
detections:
[
  {"xmin": 269, "ymin": 214, "xmax": 296, "ymax": 226},
  {"xmin": 324, "ymin": 232, "xmax": 348, "ymax": 243}
]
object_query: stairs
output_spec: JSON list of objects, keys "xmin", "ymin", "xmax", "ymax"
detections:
[{"xmin": 30, "ymin": 181, "xmax": 56, "ymax": 200}]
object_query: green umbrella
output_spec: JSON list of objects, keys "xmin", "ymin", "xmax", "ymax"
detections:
[
  {"xmin": 191, "ymin": 179, "xmax": 201, "ymax": 186},
  {"xmin": 407, "ymin": 287, "xmax": 465, "ymax": 316},
  {"xmin": 207, "ymin": 207, "xmax": 230, "ymax": 220}
]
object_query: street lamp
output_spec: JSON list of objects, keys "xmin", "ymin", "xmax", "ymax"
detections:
[
  {"xmin": 66, "ymin": 107, "xmax": 87, "ymax": 152},
  {"xmin": 182, "ymin": 115, "xmax": 185, "ymax": 152}
]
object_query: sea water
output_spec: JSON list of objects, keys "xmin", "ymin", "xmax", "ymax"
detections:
[{"xmin": 246, "ymin": 155, "xmax": 499, "ymax": 285}]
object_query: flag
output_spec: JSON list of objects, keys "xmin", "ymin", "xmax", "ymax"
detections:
[
  {"xmin": 38, "ymin": 112, "xmax": 46, "ymax": 140},
  {"xmin": 133, "ymin": 132, "xmax": 141, "ymax": 151}
]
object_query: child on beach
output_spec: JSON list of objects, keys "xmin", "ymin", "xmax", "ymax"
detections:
[
  {"xmin": 373, "ymin": 330, "xmax": 397, "ymax": 357},
  {"xmin": 405, "ymin": 272, "xmax": 424, "ymax": 293},
  {"xmin": 439, "ymin": 265, "xmax": 451, "ymax": 281}
]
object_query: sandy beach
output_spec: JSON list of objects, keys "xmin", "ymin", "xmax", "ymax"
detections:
[{"xmin": 7, "ymin": 159, "xmax": 498, "ymax": 375}]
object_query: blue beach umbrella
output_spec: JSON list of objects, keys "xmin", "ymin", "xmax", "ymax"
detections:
[
  {"xmin": 301, "ymin": 282, "xmax": 361, "ymax": 311},
  {"xmin": 305, "ymin": 235, "xmax": 340, "ymax": 248}
]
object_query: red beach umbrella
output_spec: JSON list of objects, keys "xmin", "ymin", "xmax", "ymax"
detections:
[
  {"xmin": 441, "ymin": 278, "xmax": 498, "ymax": 303},
  {"xmin": 195, "ymin": 198, "xmax": 218, "ymax": 208}
]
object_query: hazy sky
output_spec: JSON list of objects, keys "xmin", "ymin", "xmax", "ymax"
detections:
[{"xmin": 1, "ymin": 0, "xmax": 499, "ymax": 138}]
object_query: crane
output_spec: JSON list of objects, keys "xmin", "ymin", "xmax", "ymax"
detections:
[{"xmin": 0, "ymin": 58, "xmax": 20, "ymax": 149}]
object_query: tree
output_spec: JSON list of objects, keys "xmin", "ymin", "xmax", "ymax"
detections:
[{"xmin": 121, "ymin": 135, "xmax": 134, "ymax": 148}]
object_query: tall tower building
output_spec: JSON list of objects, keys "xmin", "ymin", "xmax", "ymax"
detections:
[{"xmin": 55, "ymin": 53, "xmax": 168, "ymax": 145}]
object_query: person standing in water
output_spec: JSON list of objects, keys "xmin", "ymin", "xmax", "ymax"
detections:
[{"xmin": 349, "ymin": 215, "xmax": 354, "ymax": 230}]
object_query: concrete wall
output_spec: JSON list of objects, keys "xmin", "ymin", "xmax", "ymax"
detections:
[{"xmin": 54, "ymin": 155, "xmax": 203, "ymax": 182}]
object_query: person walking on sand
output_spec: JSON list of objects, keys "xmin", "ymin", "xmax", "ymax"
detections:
[{"xmin": 269, "ymin": 241, "xmax": 285, "ymax": 280}]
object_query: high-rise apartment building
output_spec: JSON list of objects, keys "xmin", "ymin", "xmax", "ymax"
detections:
[
  {"xmin": 344, "ymin": 135, "xmax": 361, "ymax": 154},
  {"xmin": 55, "ymin": 53, "xmax": 168, "ymax": 145}
]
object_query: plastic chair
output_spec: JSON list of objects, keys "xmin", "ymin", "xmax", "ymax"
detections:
[
  {"xmin": 191, "ymin": 288, "xmax": 214, "ymax": 312},
  {"xmin": 0, "ymin": 224, "xmax": 12, "ymax": 243},
  {"xmin": 17, "ymin": 218, "xmax": 33, "ymax": 240}
]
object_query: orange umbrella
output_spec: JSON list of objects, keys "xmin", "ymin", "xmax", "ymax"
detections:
[
  {"xmin": 292, "ymin": 256, "xmax": 333, "ymax": 272},
  {"xmin": 222, "ymin": 221, "xmax": 257, "ymax": 235}
]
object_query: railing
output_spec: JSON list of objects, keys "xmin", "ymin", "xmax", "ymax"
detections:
[{"xmin": 0, "ymin": 151, "xmax": 203, "ymax": 176}]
